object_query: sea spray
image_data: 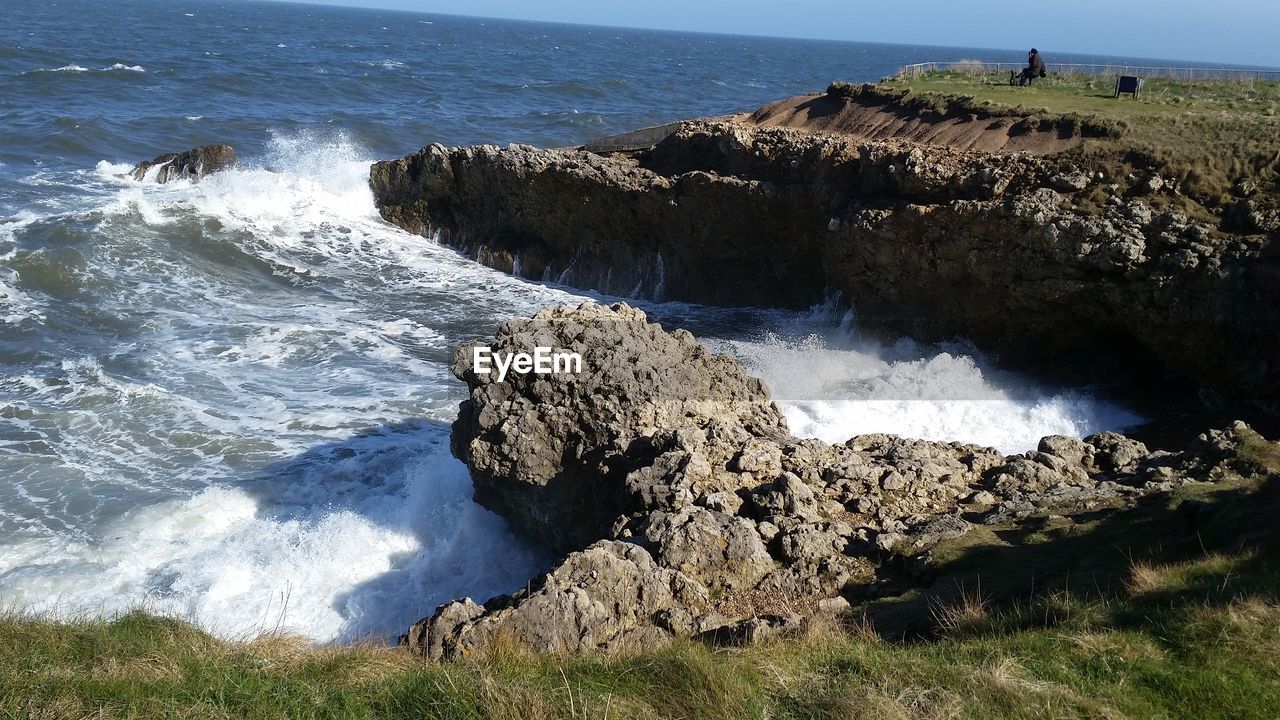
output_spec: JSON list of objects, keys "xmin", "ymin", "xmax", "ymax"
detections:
[{"xmin": 719, "ymin": 332, "xmax": 1142, "ymax": 454}]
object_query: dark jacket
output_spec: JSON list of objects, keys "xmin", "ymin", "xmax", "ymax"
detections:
[{"xmin": 1027, "ymin": 52, "xmax": 1046, "ymax": 77}]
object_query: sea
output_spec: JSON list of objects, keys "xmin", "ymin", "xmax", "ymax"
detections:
[{"xmin": 3, "ymin": 0, "xmax": 1209, "ymax": 643}]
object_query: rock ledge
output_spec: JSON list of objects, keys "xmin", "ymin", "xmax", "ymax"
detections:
[{"xmin": 406, "ymin": 303, "xmax": 1267, "ymax": 659}]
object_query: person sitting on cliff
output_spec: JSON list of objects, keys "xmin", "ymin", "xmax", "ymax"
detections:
[{"xmin": 1018, "ymin": 48, "xmax": 1047, "ymax": 86}]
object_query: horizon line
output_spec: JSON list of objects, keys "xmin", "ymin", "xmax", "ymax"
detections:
[{"xmin": 251, "ymin": 0, "xmax": 1280, "ymax": 72}]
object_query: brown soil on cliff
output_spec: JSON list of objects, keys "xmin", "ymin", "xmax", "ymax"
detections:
[{"xmin": 741, "ymin": 92, "xmax": 1085, "ymax": 156}]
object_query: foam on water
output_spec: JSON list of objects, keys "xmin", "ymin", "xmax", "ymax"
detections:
[
  {"xmin": 0, "ymin": 131, "xmax": 1144, "ymax": 644},
  {"xmin": 1, "ymin": 431, "xmax": 550, "ymax": 642},
  {"xmin": 27, "ymin": 64, "xmax": 144, "ymax": 74},
  {"xmin": 724, "ymin": 331, "xmax": 1142, "ymax": 455},
  {"xmin": 0, "ymin": 213, "xmax": 48, "ymax": 325},
  {"xmin": 92, "ymin": 160, "xmax": 134, "ymax": 177},
  {"xmin": 1, "ymin": 133, "xmax": 579, "ymax": 641}
]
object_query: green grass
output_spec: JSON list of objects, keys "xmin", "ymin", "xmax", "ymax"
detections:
[
  {"xmin": 884, "ymin": 69, "xmax": 1280, "ymax": 118},
  {"xmin": 4, "ymin": 462, "xmax": 1279, "ymax": 719},
  {"xmin": 865, "ymin": 70, "xmax": 1280, "ymax": 215}
]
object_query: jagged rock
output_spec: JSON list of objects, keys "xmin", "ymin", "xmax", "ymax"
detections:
[
  {"xmin": 450, "ymin": 302, "xmax": 788, "ymax": 553},
  {"xmin": 370, "ymin": 120, "xmax": 1280, "ymax": 421},
  {"xmin": 403, "ymin": 598, "xmax": 484, "ymax": 661},
  {"xmin": 1050, "ymin": 171, "xmax": 1090, "ymax": 192},
  {"xmin": 748, "ymin": 472, "xmax": 820, "ymax": 521},
  {"xmin": 698, "ymin": 490, "xmax": 743, "ymax": 515},
  {"xmin": 1232, "ymin": 179, "xmax": 1258, "ymax": 198},
  {"xmin": 641, "ymin": 507, "xmax": 774, "ymax": 591},
  {"xmin": 1087, "ymin": 432, "xmax": 1150, "ymax": 474},
  {"xmin": 408, "ymin": 540, "xmax": 708, "ymax": 661},
  {"xmin": 1038, "ymin": 435, "xmax": 1093, "ymax": 467},
  {"xmin": 130, "ymin": 144, "xmax": 237, "ymax": 183},
  {"xmin": 1231, "ymin": 199, "xmax": 1280, "ymax": 233},
  {"xmin": 404, "ymin": 304, "xmax": 1273, "ymax": 659},
  {"xmin": 695, "ymin": 614, "xmax": 803, "ymax": 646},
  {"xmin": 818, "ymin": 596, "xmax": 852, "ymax": 614},
  {"xmin": 967, "ymin": 490, "xmax": 997, "ymax": 506},
  {"xmin": 1135, "ymin": 174, "xmax": 1165, "ymax": 194}
]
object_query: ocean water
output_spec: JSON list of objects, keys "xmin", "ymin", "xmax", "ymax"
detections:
[{"xmin": 1, "ymin": 0, "xmax": 1149, "ymax": 642}]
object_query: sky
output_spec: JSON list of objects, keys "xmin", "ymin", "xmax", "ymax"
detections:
[{"xmin": 274, "ymin": 0, "xmax": 1280, "ymax": 68}]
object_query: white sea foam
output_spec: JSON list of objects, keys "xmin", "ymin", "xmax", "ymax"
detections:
[
  {"xmin": 0, "ymin": 276, "xmax": 45, "ymax": 326},
  {"xmin": 29, "ymin": 64, "xmax": 144, "ymax": 74},
  {"xmin": 0, "ymin": 438, "xmax": 549, "ymax": 641},
  {"xmin": 1, "ymin": 130, "xmax": 1143, "ymax": 644},
  {"xmin": 0, "ymin": 212, "xmax": 48, "ymax": 325},
  {"xmin": 0, "ymin": 133, "xmax": 584, "ymax": 641},
  {"xmin": 93, "ymin": 160, "xmax": 135, "ymax": 177},
  {"xmin": 723, "ymin": 332, "xmax": 1141, "ymax": 455}
]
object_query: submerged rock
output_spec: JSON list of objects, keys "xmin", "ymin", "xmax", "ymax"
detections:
[
  {"xmin": 404, "ymin": 303, "xmax": 1271, "ymax": 659},
  {"xmin": 130, "ymin": 144, "xmax": 237, "ymax": 183}
]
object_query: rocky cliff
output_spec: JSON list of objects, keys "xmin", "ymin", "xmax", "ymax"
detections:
[
  {"xmin": 370, "ymin": 110, "xmax": 1280, "ymax": 422},
  {"xmin": 405, "ymin": 303, "xmax": 1270, "ymax": 659}
]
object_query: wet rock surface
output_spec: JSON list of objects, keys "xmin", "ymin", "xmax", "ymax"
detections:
[
  {"xmin": 405, "ymin": 303, "xmax": 1270, "ymax": 659},
  {"xmin": 130, "ymin": 144, "xmax": 237, "ymax": 183}
]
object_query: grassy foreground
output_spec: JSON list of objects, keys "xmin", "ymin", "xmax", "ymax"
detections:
[
  {"xmin": 4, "ymin": 463, "xmax": 1278, "ymax": 720},
  {"xmin": 877, "ymin": 69, "xmax": 1280, "ymax": 214}
]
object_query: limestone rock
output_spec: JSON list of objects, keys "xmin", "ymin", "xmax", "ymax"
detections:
[
  {"xmin": 370, "ymin": 120, "xmax": 1280, "ymax": 420},
  {"xmin": 450, "ymin": 301, "xmax": 788, "ymax": 553},
  {"xmin": 410, "ymin": 540, "xmax": 707, "ymax": 661},
  {"xmin": 402, "ymin": 304, "xmax": 1270, "ymax": 659},
  {"xmin": 1050, "ymin": 171, "xmax": 1090, "ymax": 192}
]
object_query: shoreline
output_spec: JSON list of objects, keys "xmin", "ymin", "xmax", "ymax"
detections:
[{"xmin": 4, "ymin": 70, "xmax": 1279, "ymax": 717}]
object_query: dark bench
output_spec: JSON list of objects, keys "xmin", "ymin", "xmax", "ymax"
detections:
[{"xmin": 1115, "ymin": 75, "xmax": 1143, "ymax": 98}]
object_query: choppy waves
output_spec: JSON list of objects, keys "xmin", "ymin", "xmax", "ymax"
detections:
[
  {"xmin": 26, "ymin": 63, "xmax": 146, "ymax": 74},
  {"xmin": 0, "ymin": 134, "xmax": 575, "ymax": 641},
  {"xmin": 1, "ymin": 426, "xmax": 550, "ymax": 642}
]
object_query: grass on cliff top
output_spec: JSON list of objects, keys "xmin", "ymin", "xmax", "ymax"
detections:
[
  {"xmin": 871, "ymin": 69, "xmax": 1280, "ymax": 211},
  {"xmin": 5, "ymin": 454, "xmax": 1280, "ymax": 720}
]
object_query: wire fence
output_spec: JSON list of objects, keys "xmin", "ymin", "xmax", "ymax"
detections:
[{"xmin": 897, "ymin": 61, "xmax": 1280, "ymax": 81}]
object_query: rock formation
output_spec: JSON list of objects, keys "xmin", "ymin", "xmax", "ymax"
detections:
[
  {"xmin": 130, "ymin": 144, "xmax": 237, "ymax": 183},
  {"xmin": 405, "ymin": 303, "xmax": 1270, "ymax": 660},
  {"xmin": 370, "ymin": 107, "xmax": 1280, "ymax": 422}
]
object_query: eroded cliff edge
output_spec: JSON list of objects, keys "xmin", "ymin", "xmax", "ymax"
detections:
[
  {"xmin": 404, "ymin": 303, "xmax": 1274, "ymax": 659},
  {"xmin": 370, "ymin": 103, "xmax": 1279, "ymax": 421}
]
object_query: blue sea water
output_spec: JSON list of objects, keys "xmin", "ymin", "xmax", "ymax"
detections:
[{"xmin": 0, "ymin": 0, "xmax": 1154, "ymax": 642}]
